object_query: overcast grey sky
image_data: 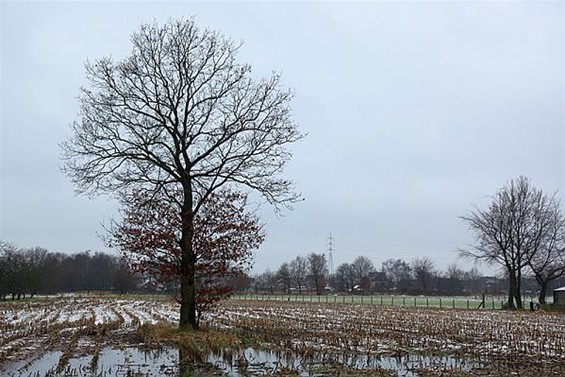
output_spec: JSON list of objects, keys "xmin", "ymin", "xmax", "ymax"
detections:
[{"xmin": 1, "ymin": 1, "xmax": 563, "ymax": 275}]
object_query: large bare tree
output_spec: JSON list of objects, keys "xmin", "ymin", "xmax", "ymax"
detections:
[
  {"xmin": 461, "ymin": 177, "xmax": 561, "ymax": 309},
  {"xmin": 61, "ymin": 19, "xmax": 302, "ymax": 329}
]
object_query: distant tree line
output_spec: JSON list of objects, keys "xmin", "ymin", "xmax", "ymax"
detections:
[
  {"xmin": 0, "ymin": 241, "xmax": 137, "ymax": 300},
  {"xmin": 250, "ymin": 177, "xmax": 565, "ymax": 309},
  {"xmin": 252, "ymin": 253, "xmax": 476, "ymax": 296},
  {"xmin": 251, "ymin": 252, "xmax": 565, "ymax": 299}
]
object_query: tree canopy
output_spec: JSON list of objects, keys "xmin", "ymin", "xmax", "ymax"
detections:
[
  {"xmin": 461, "ymin": 176, "xmax": 565, "ymax": 309},
  {"xmin": 62, "ymin": 18, "xmax": 302, "ymax": 328}
]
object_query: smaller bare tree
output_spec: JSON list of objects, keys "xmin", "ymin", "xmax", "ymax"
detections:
[
  {"xmin": 351, "ymin": 256, "xmax": 375, "ymax": 293},
  {"xmin": 381, "ymin": 258, "xmax": 412, "ymax": 293},
  {"xmin": 255, "ymin": 270, "xmax": 278, "ymax": 294},
  {"xmin": 445, "ymin": 263, "xmax": 465, "ymax": 295},
  {"xmin": 411, "ymin": 257, "xmax": 436, "ymax": 294},
  {"xmin": 307, "ymin": 253, "xmax": 328, "ymax": 295},
  {"xmin": 289, "ymin": 256, "xmax": 309, "ymax": 293},
  {"xmin": 527, "ymin": 208, "xmax": 565, "ymax": 304},
  {"xmin": 334, "ymin": 263, "xmax": 356, "ymax": 293},
  {"xmin": 277, "ymin": 263, "xmax": 292, "ymax": 294}
]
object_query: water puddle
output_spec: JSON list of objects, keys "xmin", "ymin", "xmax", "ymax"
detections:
[{"xmin": 1, "ymin": 345, "xmax": 483, "ymax": 376}]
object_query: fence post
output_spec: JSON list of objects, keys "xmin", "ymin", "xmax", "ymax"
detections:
[
  {"xmin": 414, "ymin": 297, "xmax": 416, "ymax": 307},
  {"xmin": 426, "ymin": 298, "xmax": 429, "ymax": 308},
  {"xmin": 403, "ymin": 297, "xmax": 406, "ymax": 306},
  {"xmin": 381, "ymin": 296, "xmax": 383, "ymax": 306},
  {"xmin": 392, "ymin": 296, "xmax": 394, "ymax": 306},
  {"xmin": 452, "ymin": 299, "xmax": 455, "ymax": 309},
  {"xmin": 492, "ymin": 298, "xmax": 495, "ymax": 310},
  {"xmin": 440, "ymin": 298, "xmax": 442, "ymax": 309},
  {"xmin": 467, "ymin": 300, "xmax": 469, "ymax": 310},
  {"xmin": 371, "ymin": 296, "xmax": 374, "ymax": 305}
]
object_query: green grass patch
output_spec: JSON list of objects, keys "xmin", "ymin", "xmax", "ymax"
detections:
[{"xmin": 230, "ymin": 294, "xmax": 506, "ymax": 309}]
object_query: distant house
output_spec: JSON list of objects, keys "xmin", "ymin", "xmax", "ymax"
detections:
[{"xmin": 553, "ymin": 287, "xmax": 565, "ymax": 308}]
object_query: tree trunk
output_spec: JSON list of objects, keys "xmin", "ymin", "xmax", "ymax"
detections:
[
  {"xmin": 538, "ymin": 282, "xmax": 548, "ymax": 305},
  {"xmin": 507, "ymin": 272, "xmax": 517, "ymax": 310},
  {"xmin": 515, "ymin": 269, "xmax": 523, "ymax": 309},
  {"xmin": 179, "ymin": 186, "xmax": 197, "ymax": 329},
  {"xmin": 179, "ymin": 271, "xmax": 196, "ymax": 329}
]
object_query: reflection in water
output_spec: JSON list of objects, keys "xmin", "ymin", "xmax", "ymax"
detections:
[{"xmin": 1, "ymin": 344, "xmax": 482, "ymax": 377}]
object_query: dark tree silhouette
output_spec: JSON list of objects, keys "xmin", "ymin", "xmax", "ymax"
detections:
[
  {"xmin": 411, "ymin": 257, "xmax": 436, "ymax": 294},
  {"xmin": 307, "ymin": 253, "xmax": 327, "ymax": 295},
  {"xmin": 276, "ymin": 262, "xmax": 292, "ymax": 294},
  {"xmin": 289, "ymin": 256, "xmax": 308, "ymax": 293},
  {"xmin": 61, "ymin": 19, "xmax": 302, "ymax": 328},
  {"xmin": 381, "ymin": 258, "xmax": 412, "ymax": 293},
  {"xmin": 526, "ymin": 207, "xmax": 565, "ymax": 304},
  {"xmin": 445, "ymin": 263, "xmax": 465, "ymax": 295},
  {"xmin": 461, "ymin": 176, "xmax": 562, "ymax": 309},
  {"xmin": 351, "ymin": 256, "xmax": 375, "ymax": 293},
  {"xmin": 334, "ymin": 263, "xmax": 356, "ymax": 293}
]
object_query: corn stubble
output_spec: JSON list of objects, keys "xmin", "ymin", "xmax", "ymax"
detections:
[
  {"xmin": 204, "ymin": 300, "xmax": 565, "ymax": 375},
  {"xmin": 1, "ymin": 297, "xmax": 564, "ymax": 376}
]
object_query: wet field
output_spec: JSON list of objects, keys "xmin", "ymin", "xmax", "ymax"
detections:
[{"xmin": 1, "ymin": 296, "xmax": 564, "ymax": 376}]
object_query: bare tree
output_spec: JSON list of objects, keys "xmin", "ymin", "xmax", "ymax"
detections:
[
  {"xmin": 411, "ymin": 257, "xmax": 436, "ymax": 294},
  {"xmin": 22, "ymin": 247, "xmax": 48, "ymax": 298},
  {"xmin": 61, "ymin": 19, "xmax": 302, "ymax": 329},
  {"xmin": 277, "ymin": 262, "xmax": 292, "ymax": 294},
  {"xmin": 334, "ymin": 263, "xmax": 356, "ymax": 293},
  {"xmin": 289, "ymin": 256, "xmax": 308, "ymax": 293},
  {"xmin": 112, "ymin": 262, "xmax": 139, "ymax": 294},
  {"xmin": 527, "ymin": 210, "xmax": 565, "ymax": 304},
  {"xmin": 461, "ymin": 176, "xmax": 561, "ymax": 309},
  {"xmin": 351, "ymin": 256, "xmax": 375, "ymax": 293},
  {"xmin": 463, "ymin": 267, "xmax": 482, "ymax": 296},
  {"xmin": 255, "ymin": 270, "xmax": 278, "ymax": 294},
  {"xmin": 0, "ymin": 243, "xmax": 48, "ymax": 299},
  {"xmin": 445, "ymin": 263, "xmax": 465, "ymax": 295},
  {"xmin": 381, "ymin": 258, "xmax": 412, "ymax": 293},
  {"xmin": 307, "ymin": 253, "xmax": 327, "ymax": 295},
  {"xmin": 0, "ymin": 241, "xmax": 18, "ymax": 300}
]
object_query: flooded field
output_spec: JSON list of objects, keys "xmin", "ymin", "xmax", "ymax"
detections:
[
  {"xmin": 1, "ymin": 296, "xmax": 564, "ymax": 376},
  {"xmin": 0, "ymin": 345, "xmax": 481, "ymax": 377}
]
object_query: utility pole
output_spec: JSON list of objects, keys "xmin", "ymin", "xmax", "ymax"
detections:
[{"xmin": 327, "ymin": 233, "xmax": 335, "ymax": 275}]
